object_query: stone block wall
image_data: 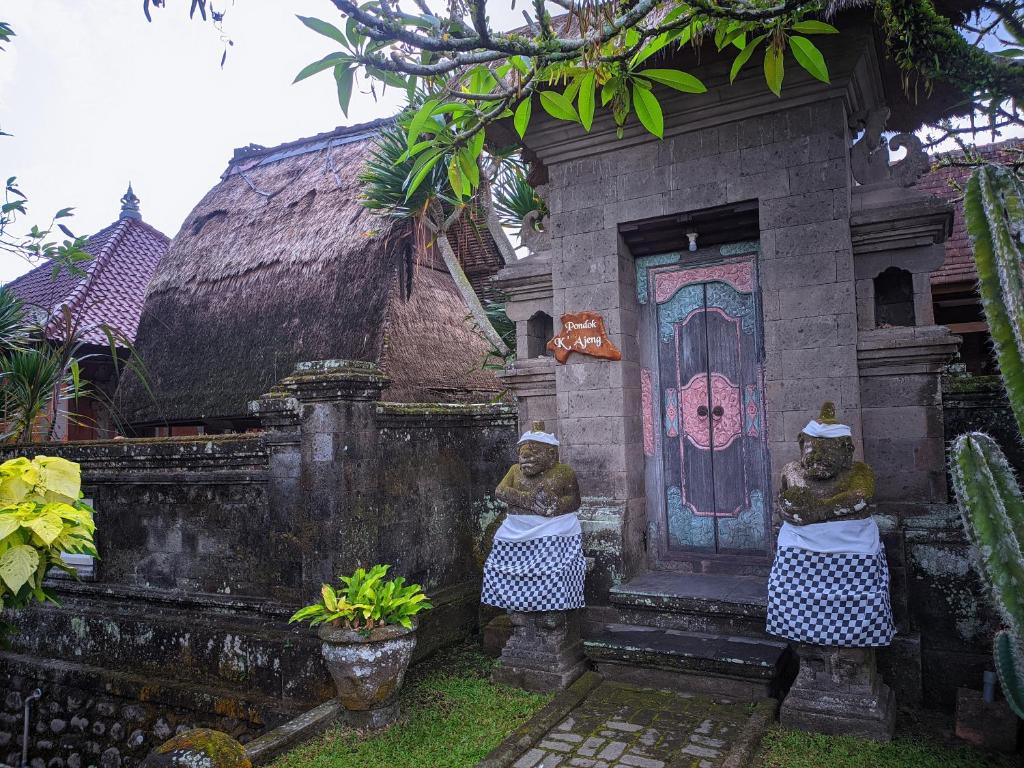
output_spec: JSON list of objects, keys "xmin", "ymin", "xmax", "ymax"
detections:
[
  {"xmin": 1, "ymin": 360, "xmax": 517, "ymax": 766},
  {"xmin": 1, "ymin": 656, "xmax": 266, "ymax": 768},
  {"xmin": 2, "ymin": 436, "xmax": 280, "ymax": 597}
]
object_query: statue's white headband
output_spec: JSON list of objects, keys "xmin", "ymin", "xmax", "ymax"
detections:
[
  {"xmin": 518, "ymin": 431, "xmax": 560, "ymax": 446},
  {"xmin": 801, "ymin": 420, "xmax": 852, "ymax": 438}
]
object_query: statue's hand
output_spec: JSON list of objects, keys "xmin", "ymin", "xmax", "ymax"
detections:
[{"xmin": 532, "ymin": 490, "xmax": 557, "ymax": 516}]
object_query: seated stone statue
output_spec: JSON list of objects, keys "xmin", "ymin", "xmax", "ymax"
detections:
[
  {"xmin": 778, "ymin": 402, "xmax": 875, "ymax": 526},
  {"xmin": 481, "ymin": 421, "xmax": 585, "ymax": 613},
  {"xmin": 767, "ymin": 402, "xmax": 894, "ymax": 648}
]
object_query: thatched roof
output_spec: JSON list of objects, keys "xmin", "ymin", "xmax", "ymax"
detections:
[{"xmin": 120, "ymin": 119, "xmax": 503, "ymax": 428}]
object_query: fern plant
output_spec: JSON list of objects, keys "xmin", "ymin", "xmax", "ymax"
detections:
[
  {"xmin": 289, "ymin": 564, "xmax": 432, "ymax": 632},
  {"xmin": 950, "ymin": 162, "xmax": 1024, "ymax": 718}
]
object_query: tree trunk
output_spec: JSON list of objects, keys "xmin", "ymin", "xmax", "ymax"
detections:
[
  {"xmin": 435, "ymin": 229, "xmax": 510, "ymax": 357},
  {"xmin": 478, "ymin": 181, "xmax": 518, "ymax": 267}
]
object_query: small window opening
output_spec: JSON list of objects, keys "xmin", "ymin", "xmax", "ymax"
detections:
[
  {"xmin": 874, "ymin": 267, "xmax": 915, "ymax": 327},
  {"xmin": 526, "ymin": 312, "xmax": 554, "ymax": 358}
]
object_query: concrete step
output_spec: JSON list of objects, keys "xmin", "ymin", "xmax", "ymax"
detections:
[
  {"xmin": 603, "ymin": 571, "xmax": 771, "ymax": 638},
  {"xmin": 584, "ymin": 623, "xmax": 795, "ymax": 701}
]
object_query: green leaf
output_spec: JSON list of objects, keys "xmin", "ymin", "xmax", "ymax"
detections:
[
  {"xmin": 764, "ymin": 46, "xmax": 784, "ymax": 97},
  {"xmin": 296, "ymin": 16, "xmax": 348, "ymax": 46},
  {"xmin": 405, "ymin": 150, "xmax": 443, "ymax": 199},
  {"xmin": 632, "ymin": 85, "xmax": 664, "ymax": 138},
  {"xmin": 578, "ymin": 71, "xmax": 596, "ymax": 132},
  {"xmin": 635, "ymin": 69, "xmax": 706, "ymax": 94},
  {"xmin": 539, "ymin": 90, "xmax": 579, "ymax": 123},
  {"xmin": 0, "ymin": 544, "xmax": 38, "ymax": 593},
  {"xmin": 457, "ymin": 147, "xmax": 480, "ymax": 189},
  {"xmin": 514, "ymin": 97, "xmax": 532, "ymax": 138},
  {"xmin": 730, "ymin": 34, "xmax": 766, "ymax": 83},
  {"xmin": 448, "ymin": 156, "xmax": 466, "ymax": 200},
  {"xmin": 630, "ymin": 32, "xmax": 671, "ymax": 68},
  {"xmin": 788, "ymin": 36, "xmax": 829, "ymax": 84},
  {"xmin": 406, "ymin": 98, "xmax": 441, "ymax": 149},
  {"xmin": 0, "ymin": 515, "xmax": 18, "ymax": 541},
  {"xmin": 334, "ymin": 66, "xmax": 354, "ymax": 116},
  {"xmin": 25, "ymin": 513, "xmax": 63, "ymax": 546},
  {"xmin": 294, "ymin": 52, "xmax": 350, "ymax": 83},
  {"xmin": 791, "ymin": 20, "xmax": 839, "ymax": 35}
]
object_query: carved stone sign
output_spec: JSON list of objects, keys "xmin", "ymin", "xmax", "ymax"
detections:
[{"xmin": 547, "ymin": 311, "xmax": 622, "ymax": 364}]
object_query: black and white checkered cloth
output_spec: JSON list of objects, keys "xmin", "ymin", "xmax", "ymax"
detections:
[
  {"xmin": 767, "ymin": 546, "xmax": 895, "ymax": 647},
  {"xmin": 481, "ymin": 534, "xmax": 585, "ymax": 611}
]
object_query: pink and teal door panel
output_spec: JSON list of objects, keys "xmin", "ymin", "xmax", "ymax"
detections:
[{"xmin": 637, "ymin": 247, "xmax": 770, "ymax": 558}]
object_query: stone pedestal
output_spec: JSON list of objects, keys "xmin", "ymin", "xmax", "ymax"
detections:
[
  {"xmin": 781, "ymin": 644, "xmax": 896, "ymax": 741},
  {"xmin": 491, "ymin": 610, "xmax": 588, "ymax": 692}
]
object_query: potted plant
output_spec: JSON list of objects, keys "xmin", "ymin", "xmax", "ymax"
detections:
[{"xmin": 289, "ymin": 564, "xmax": 431, "ymax": 728}]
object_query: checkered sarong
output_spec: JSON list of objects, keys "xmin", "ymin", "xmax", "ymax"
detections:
[
  {"xmin": 767, "ymin": 546, "xmax": 895, "ymax": 647},
  {"xmin": 481, "ymin": 534, "xmax": 585, "ymax": 611}
]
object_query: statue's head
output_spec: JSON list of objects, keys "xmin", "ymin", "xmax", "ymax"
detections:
[
  {"xmin": 797, "ymin": 402, "xmax": 855, "ymax": 480},
  {"xmin": 518, "ymin": 420, "xmax": 560, "ymax": 477}
]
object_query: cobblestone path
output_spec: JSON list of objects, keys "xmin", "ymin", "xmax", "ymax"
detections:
[{"xmin": 510, "ymin": 682, "xmax": 753, "ymax": 768}]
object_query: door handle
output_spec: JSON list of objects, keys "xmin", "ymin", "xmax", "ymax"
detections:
[
  {"xmin": 697, "ymin": 405, "xmax": 709, "ymax": 418},
  {"xmin": 712, "ymin": 405, "xmax": 724, "ymax": 418}
]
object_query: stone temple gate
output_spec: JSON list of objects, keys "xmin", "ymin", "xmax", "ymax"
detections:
[{"xmin": 493, "ymin": 15, "xmax": 981, "ymax": 710}]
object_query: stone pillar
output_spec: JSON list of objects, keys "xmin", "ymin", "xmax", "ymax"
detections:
[
  {"xmin": 851, "ymin": 180, "xmax": 958, "ymax": 510},
  {"xmin": 250, "ymin": 359, "xmax": 390, "ymax": 595},
  {"xmin": 491, "ymin": 610, "xmax": 588, "ymax": 692},
  {"xmin": 781, "ymin": 644, "xmax": 895, "ymax": 741}
]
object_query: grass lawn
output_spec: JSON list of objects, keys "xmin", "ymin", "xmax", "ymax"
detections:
[
  {"xmin": 269, "ymin": 642, "xmax": 551, "ymax": 768},
  {"xmin": 754, "ymin": 725, "xmax": 1020, "ymax": 768}
]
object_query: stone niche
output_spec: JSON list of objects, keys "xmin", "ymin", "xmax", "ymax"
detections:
[
  {"xmin": 493, "ymin": 247, "xmax": 558, "ymax": 436},
  {"xmin": 849, "ymin": 109, "xmax": 959, "ymax": 510}
]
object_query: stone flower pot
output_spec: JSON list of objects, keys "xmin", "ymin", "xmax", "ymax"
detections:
[{"xmin": 318, "ymin": 622, "xmax": 417, "ymax": 729}]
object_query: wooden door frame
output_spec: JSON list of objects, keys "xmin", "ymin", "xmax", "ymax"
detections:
[{"xmin": 636, "ymin": 243, "xmax": 772, "ymax": 571}]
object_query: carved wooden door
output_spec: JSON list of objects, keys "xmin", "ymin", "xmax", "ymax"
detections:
[{"xmin": 637, "ymin": 250, "xmax": 770, "ymax": 561}]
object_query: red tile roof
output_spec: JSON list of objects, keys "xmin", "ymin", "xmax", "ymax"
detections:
[
  {"xmin": 917, "ymin": 139, "xmax": 1022, "ymax": 288},
  {"xmin": 5, "ymin": 214, "xmax": 169, "ymax": 345}
]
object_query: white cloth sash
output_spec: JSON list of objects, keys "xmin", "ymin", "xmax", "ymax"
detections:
[
  {"xmin": 777, "ymin": 518, "xmax": 881, "ymax": 555},
  {"xmin": 494, "ymin": 512, "xmax": 581, "ymax": 543}
]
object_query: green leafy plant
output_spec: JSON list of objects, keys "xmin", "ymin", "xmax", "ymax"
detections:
[
  {"xmin": 289, "ymin": 564, "xmax": 432, "ymax": 632},
  {"xmin": 950, "ymin": 163, "xmax": 1024, "ymax": 719},
  {"xmin": 0, "ymin": 454, "xmax": 97, "ymax": 611}
]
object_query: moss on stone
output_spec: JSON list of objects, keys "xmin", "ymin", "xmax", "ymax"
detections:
[{"xmin": 143, "ymin": 728, "xmax": 251, "ymax": 768}]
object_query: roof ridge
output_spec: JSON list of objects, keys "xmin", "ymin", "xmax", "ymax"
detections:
[{"xmin": 223, "ymin": 116, "xmax": 396, "ymax": 176}]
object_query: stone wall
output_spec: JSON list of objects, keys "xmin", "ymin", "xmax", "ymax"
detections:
[
  {"xmin": 1, "ymin": 360, "xmax": 517, "ymax": 766},
  {"xmin": 943, "ymin": 373, "xmax": 1024, "ymax": 477}
]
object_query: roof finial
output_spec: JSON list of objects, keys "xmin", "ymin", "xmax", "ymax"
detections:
[{"xmin": 120, "ymin": 182, "xmax": 141, "ymax": 220}]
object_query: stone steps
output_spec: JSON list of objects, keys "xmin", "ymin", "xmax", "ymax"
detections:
[
  {"xmin": 584, "ymin": 623, "xmax": 795, "ymax": 700},
  {"xmin": 600, "ymin": 571, "xmax": 772, "ymax": 639}
]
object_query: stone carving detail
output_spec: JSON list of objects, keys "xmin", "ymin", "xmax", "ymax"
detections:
[
  {"xmin": 518, "ymin": 184, "xmax": 550, "ymax": 256},
  {"xmin": 850, "ymin": 107, "xmax": 930, "ymax": 187}
]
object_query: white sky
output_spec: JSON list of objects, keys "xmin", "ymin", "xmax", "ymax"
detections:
[
  {"xmin": 0, "ymin": 3, "xmax": 1019, "ymax": 285},
  {"xmin": 0, "ymin": 1, "xmax": 528, "ymax": 284}
]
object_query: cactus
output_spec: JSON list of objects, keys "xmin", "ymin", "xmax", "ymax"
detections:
[{"xmin": 951, "ymin": 163, "xmax": 1024, "ymax": 719}]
